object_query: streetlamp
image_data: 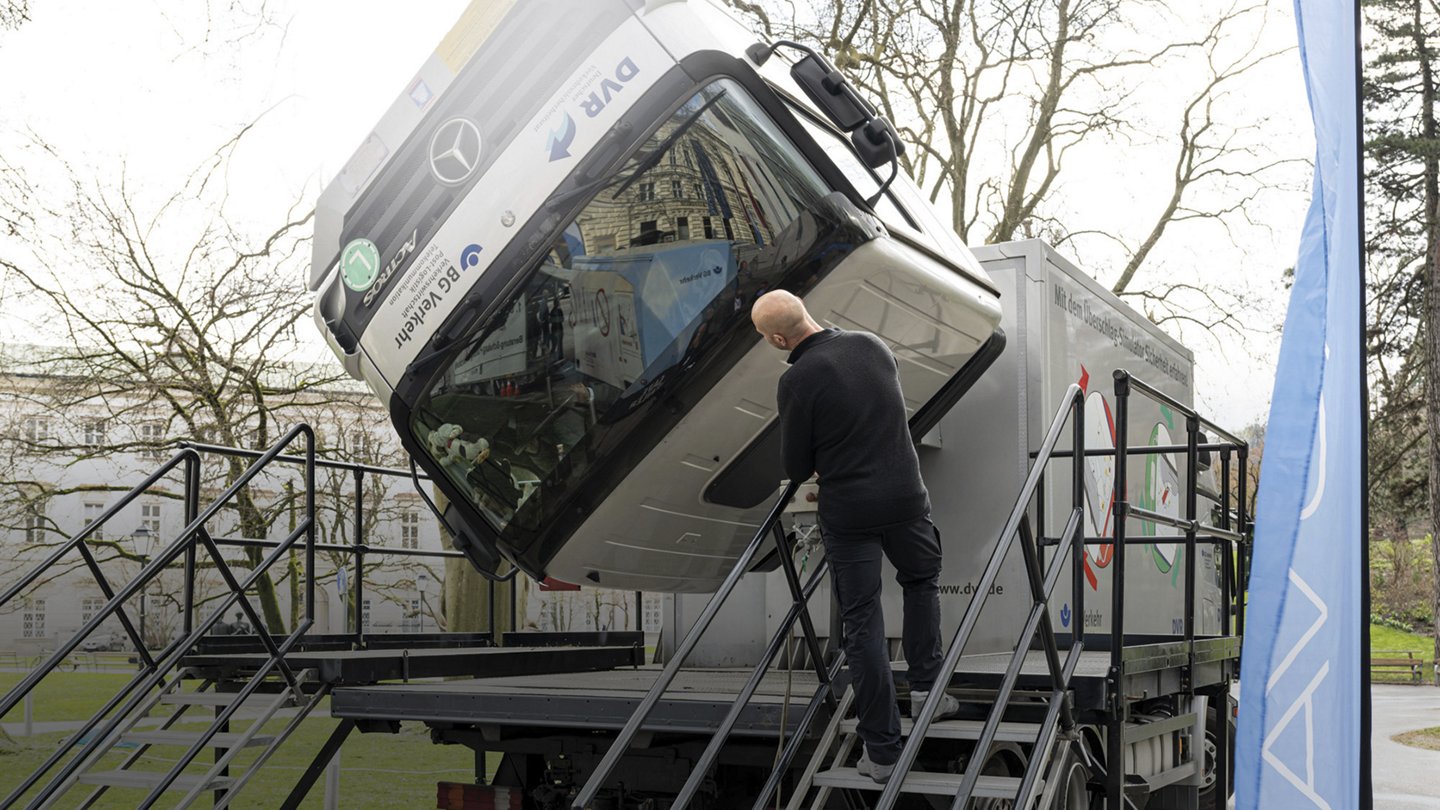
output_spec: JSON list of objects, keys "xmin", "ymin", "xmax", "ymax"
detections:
[{"xmin": 129, "ymin": 525, "xmax": 154, "ymax": 655}]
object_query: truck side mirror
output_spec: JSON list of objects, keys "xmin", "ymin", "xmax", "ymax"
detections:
[
  {"xmin": 852, "ymin": 117, "xmax": 904, "ymax": 170},
  {"xmin": 790, "ymin": 53, "xmax": 869, "ymax": 132}
]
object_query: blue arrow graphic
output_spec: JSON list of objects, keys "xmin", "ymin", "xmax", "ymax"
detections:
[{"xmin": 548, "ymin": 113, "xmax": 577, "ymax": 162}]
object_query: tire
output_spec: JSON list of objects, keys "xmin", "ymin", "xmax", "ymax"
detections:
[{"xmin": 1198, "ymin": 703, "xmax": 1235, "ymax": 810}]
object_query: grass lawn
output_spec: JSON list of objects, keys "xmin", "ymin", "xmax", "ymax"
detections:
[
  {"xmin": 0, "ymin": 671, "xmax": 181, "ymax": 724},
  {"xmin": 1394, "ymin": 726, "xmax": 1440, "ymax": 752},
  {"xmin": 1370, "ymin": 624, "xmax": 1436, "ymax": 684},
  {"xmin": 0, "ymin": 698, "xmax": 484, "ymax": 808}
]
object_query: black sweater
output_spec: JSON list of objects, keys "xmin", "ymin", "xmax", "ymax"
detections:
[{"xmin": 777, "ymin": 328, "xmax": 929, "ymax": 530}]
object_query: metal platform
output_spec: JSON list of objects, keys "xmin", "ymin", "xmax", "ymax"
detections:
[
  {"xmin": 328, "ymin": 637, "xmax": 1237, "ymax": 739},
  {"xmin": 331, "ymin": 666, "xmax": 827, "ymax": 737},
  {"xmin": 944, "ymin": 636, "xmax": 1239, "ymax": 710},
  {"xmin": 182, "ymin": 643, "xmax": 643, "ymax": 686}
]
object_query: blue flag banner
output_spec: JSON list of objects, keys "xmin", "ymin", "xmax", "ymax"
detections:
[{"xmin": 1234, "ymin": 1, "xmax": 1364, "ymax": 808}]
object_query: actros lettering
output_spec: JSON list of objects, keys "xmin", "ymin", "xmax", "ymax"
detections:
[{"xmin": 363, "ymin": 229, "xmax": 420, "ymax": 308}]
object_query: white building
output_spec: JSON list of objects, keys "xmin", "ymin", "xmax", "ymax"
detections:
[{"xmin": 0, "ymin": 345, "xmax": 658, "ymax": 656}]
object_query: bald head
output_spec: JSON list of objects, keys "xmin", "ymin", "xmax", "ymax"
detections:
[{"xmin": 752, "ymin": 290, "xmax": 822, "ymax": 352}]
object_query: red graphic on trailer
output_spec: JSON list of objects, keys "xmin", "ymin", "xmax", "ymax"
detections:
[{"xmin": 1078, "ymin": 366, "xmax": 1116, "ymax": 590}]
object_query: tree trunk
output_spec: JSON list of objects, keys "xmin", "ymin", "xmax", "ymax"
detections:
[
  {"xmin": 228, "ymin": 457, "xmax": 286, "ymax": 633},
  {"xmin": 435, "ymin": 488, "xmax": 526, "ymax": 641}
]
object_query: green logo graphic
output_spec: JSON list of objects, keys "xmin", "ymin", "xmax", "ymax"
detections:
[{"xmin": 340, "ymin": 239, "xmax": 380, "ymax": 292}]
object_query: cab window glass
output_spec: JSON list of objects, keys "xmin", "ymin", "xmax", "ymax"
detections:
[{"xmin": 410, "ymin": 79, "xmax": 843, "ymax": 535}]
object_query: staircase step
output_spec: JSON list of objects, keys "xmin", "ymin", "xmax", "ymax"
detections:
[
  {"xmin": 841, "ymin": 717, "xmax": 1040, "ymax": 742},
  {"xmin": 160, "ymin": 691, "xmax": 244, "ymax": 707},
  {"xmin": 813, "ymin": 767, "xmax": 1026, "ymax": 797},
  {"xmin": 77, "ymin": 770, "xmax": 234, "ymax": 792},
  {"xmin": 123, "ymin": 730, "xmax": 275, "ymax": 749}
]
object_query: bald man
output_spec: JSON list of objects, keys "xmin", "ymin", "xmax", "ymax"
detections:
[{"xmin": 752, "ymin": 291, "xmax": 958, "ymax": 784}]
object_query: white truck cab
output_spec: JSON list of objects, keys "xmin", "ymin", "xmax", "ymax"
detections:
[{"xmin": 309, "ymin": 0, "xmax": 1004, "ymax": 591}]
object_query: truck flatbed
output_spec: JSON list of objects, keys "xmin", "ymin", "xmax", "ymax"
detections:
[
  {"xmin": 327, "ymin": 637, "xmax": 1237, "ymax": 736},
  {"xmin": 332, "ymin": 667, "xmax": 824, "ymax": 737},
  {"xmin": 181, "ymin": 643, "xmax": 643, "ymax": 686}
]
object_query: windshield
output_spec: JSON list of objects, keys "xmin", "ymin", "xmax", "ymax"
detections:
[{"xmin": 409, "ymin": 79, "xmax": 855, "ymax": 540}]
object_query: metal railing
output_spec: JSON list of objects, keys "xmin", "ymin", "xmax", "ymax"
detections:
[
  {"xmin": 570, "ymin": 481, "xmax": 805, "ymax": 809},
  {"xmin": 1103, "ymin": 369, "xmax": 1249, "ymax": 807},
  {"xmin": 0, "ymin": 425, "xmax": 319, "ymax": 808},
  {"xmin": 876, "ymin": 383, "xmax": 1087, "ymax": 810},
  {"xmin": 177, "ymin": 442, "xmax": 517, "ymax": 643},
  {"xmin": 1038, "ymin": 370, "xmax": 1250, "ymax": 807},
  {"xmin": 671, "ymin": 521, "xmax": 839, "ymax": 809}
]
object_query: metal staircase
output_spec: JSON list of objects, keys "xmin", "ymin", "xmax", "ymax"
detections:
[
  {"xmin": 568, "ymin": 379, "xmax": 1091, "ymax": 810},
  {"xmin": 564, "ymin": 368, "xmax": 1248, "ymax": 809},
  {"xmin": 0, "ymin": 426, "xmax": 325, "ymax": 809},
  {"xmin": 783, "ymin": 382, "xmax": 1089, "ymax": 810}
]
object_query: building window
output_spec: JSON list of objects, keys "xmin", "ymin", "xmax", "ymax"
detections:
[
  {"xmin": 401, "ymin": 510, "xmax": 420, "ymax": 550},
  {"xmin": 141, "ymin": 503, "xmax": 162, "ymax": 536},
  {"xmin": 671, "ymin": 179, "xmax": 683, "ymax": 199},
  {"xmin": 23, "ymin": 598, "xmax": 46, "ymax": 639},
  {"xmin": 22, "ymin": 417, "xmax": 51, "ymax": 443},
  {"xmin": 702, "ymin": 217, "xmax": 714, "ymax": 239},
  {"xmin": 24, "ymin": 500, "xmax": 47, "ymax": 544},
  {"xmin": 637, "ymin": 182, "xmax": 656, "ymax": 202},
  {"xmin": 676, "ymin": 216, "xmax": 690, "ymax": 241},
  {"xmin": 362, "ymin": 599, "xmax": 371, "ymax": 630},
  {"xmin": 81, "ymin": 596, "xmax": 105, "ymax": 624},
  {"xmin": 83, "ymin": 501, "xmax": 106, "ymax": 541},
  {"xmin": 404, "ymin": 599, "xmax": 422, "ymax": 631},
  {"xmin": 349, "ymin": 431, "xmax": 373, "ymax": 459},
  {"xmin": 82, "ymin": 419, "xmax": 107, "ymax": 448},
  {"xmin": 140, "ymin": 423, "xmax": 165, "ymax": 460}
]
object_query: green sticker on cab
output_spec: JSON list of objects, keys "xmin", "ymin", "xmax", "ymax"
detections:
[{"xmin": 341, "ymin": 238, "xmax": 381, "ymax": 292}]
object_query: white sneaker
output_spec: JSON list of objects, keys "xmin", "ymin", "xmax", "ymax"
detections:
[
  {"xmin": 909, "ymin": 689, "xmax": 961, "ymax": 720},
  {"xmin": 856, "ymin": 749, "xmax": 895, "ymax": 784}
]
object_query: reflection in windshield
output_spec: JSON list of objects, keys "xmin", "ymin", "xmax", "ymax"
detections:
[{"xmin": 410, "ymin": 79, "xmax": 844, "ymax": 537}]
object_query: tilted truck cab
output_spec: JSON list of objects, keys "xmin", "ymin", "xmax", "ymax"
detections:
[{"xmin": 308, "ymin": 0, "xmax": 1004, "ymax": 591}]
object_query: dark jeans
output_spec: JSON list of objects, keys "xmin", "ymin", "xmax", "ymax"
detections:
[{"xmin": 822, "ymin": 513, "xmax": 944, "ymax": 765}]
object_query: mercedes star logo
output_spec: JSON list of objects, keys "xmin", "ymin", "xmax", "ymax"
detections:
[{"xmin": 428, "ymin": 117, "xmax": 482, "ymax": 186}]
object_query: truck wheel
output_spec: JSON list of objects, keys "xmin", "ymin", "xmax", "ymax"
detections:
[
  {"xmin": 974, "ymin": 742, "xmax": 1026, "ymax": 810},
  {"xmin": 1198, "ymin": 704, "xmax": 1235, "ymax": 810},
  {"xmin": 1050, "ymin": 759, "xmax": 1091, "ymax": 810}
]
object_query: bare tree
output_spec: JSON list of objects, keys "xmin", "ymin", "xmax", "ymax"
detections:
[
  {"xmin": 0, "ymin": 125, "xmax": 350, "ymax": 632},
  {"xmin": 727, "ymin": 0, "xmax": 1301, "ymax": 337},
  {"xmin": 0, "ymin": 1, "xmax": 27, "ymax": 32}
]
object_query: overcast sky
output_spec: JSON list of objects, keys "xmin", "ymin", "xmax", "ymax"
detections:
[{"xmin": 0, "ymin": 0, "xmax": 1311, "ymax": 431}]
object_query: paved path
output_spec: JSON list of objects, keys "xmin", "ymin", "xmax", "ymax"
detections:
[{"xmin": 1373, "ymin": 684, "xmax": 1440, "ymax": 809}]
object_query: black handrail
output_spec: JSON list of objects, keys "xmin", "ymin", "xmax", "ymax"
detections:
[
  {"xmin": 135, "ymin": 426, "xmax": 319, "ymax": 808},
  {"xmin": 877, "ymin": 383, "xmax": 1085, "ymax": 810},
  {"xmin": 20, "ymin": 425, "xmax": 318, "ymax": 809},
  {"xmin": 748, "ymin": 652, "xmax": 848, "ymax": 810},
  {"xmin": 183, "ymin": 438, "xmax": 504, "ymax": 642},
  {"xmin": 671, "ymin": 527, "xmax": 833, "ymax": 808},
  {"xmin": 570, "ymin": 481, "xmax": 801, "ymax": 809},
  {"xmin": 0, "ymin": 446, "xmax": 203, "ymax": 680}
]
